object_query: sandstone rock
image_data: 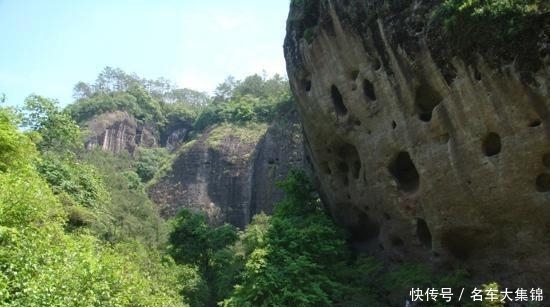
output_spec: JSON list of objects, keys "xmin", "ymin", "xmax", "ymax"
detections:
[{"xmin": 284, "ymin": 0, "xmax": 550, "ymax": 290}]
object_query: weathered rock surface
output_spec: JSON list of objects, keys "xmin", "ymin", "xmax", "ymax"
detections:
[
  {"xmin": 147, "ymin": 113, "xmax": 305, "ymax": 228},
  {"xmin": 85, "ymin": 111, "xmax": 157, "ymax": 155},
  {"xmin": 284, "ymin": 0, "xmax": 550, "ymax": 290},
  {"xmin": 165, "ymin": 127, "xmax": 191, "ymax": 152}
]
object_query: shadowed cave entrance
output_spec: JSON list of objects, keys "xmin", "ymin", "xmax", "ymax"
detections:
[
  {"xmin": 331, "ymin": 85, "xmax": 347, "ymax": 116},
  {"xmin": 363, "ymin": 79, "xmax": 376, "ymax": 101},
  {"xmin": 482, "ymin": 132, "xmax": 501, "ymax": 157},
  {"xmin": 416, "ymin": 218, "xmax": 432, "ymax": 249},
  {"xmin": 388, "ymin": 151, "xmax": 420, "ymax": 193},
  {"xmin": 348, "ymin": 211, "xmax": 380, "ymax": 243},
  {"xmin": 415, "ymin": 83, "xmax": 442, "ymax": 122}
]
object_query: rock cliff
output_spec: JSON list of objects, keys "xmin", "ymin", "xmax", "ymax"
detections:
[
  {"xmin": 85, "ymin": 111, "xmax": 158, "ymax": 155},
  {"xmin": 147, "ymin": 112, "xmax": 305, "ymax": 228},
  {"xmin": 284, "ymin": 0, "xmax": 550, "ymax": 290}
]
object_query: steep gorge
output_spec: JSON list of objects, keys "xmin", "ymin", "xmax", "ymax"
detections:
[{"xmin": 284, "ymin": 0, "xmax": 550, "ymax": 290}]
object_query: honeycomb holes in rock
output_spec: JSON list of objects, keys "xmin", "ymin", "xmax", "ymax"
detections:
[
  {"xmin": 482, "ymin": 132, "xmax": 501, "ymax": 157},
  {"xmin": 416, "ymin": 218, "xmax": 432, "ymax": 250},
  {"xmin": 302, "ymin": 79, "xmax": 312, "ymax": 92},
  {"xmin": 414, "ymin": 83, "xmax": 442, "ymax": 122},
  {"xmin": 388, "ymin": 151, "xmax": 420, "ymax": 193},
  {"xmin": 473, "ymin": 67, "xmax": 482, "ymax": 81},
  {"xmin": 363, "ymin": 79, "xmax": 376, "ymax": 101},
  {"xmin": 331, "ymin": 85, "xmax": 347, "ymax": 116},
  {"xmin": 529, "ymin": 119, "xmax": 542, "ymax": 127},
  {"xmin": 338, "ymin": 143, "xmax": 361, "ymax": 180},
  {"xmin": 372, "ymin": 58, "xmax": 382, "ymax": 71}
]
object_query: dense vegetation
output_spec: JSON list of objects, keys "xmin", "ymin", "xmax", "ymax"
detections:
[
  {"xmin": 0, "ymin": 100, "xmax": 188, "ymax": 306},
  {"xmin": 65, "ymin": 67, "xmax": 292, "ymax": 145},
  {"xmin": 430, "ymin": 0, "xmax": 549, "ymax": 74}
]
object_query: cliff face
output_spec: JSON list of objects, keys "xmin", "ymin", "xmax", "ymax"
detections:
[
  {"xmin": 147, "ymin": 113, "xmax": 305, "ymax": 228},
  {"xmin": 85, "ymin": 111, "xmax": 158, "ymax": 155},
  {"xmin": 284, "ymin": 0, "xmax": 550, "ymax": 289}
]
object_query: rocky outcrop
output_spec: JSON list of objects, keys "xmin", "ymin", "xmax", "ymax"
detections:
[
  {"xmin": 165, "ymin": 128, "xmax": 191, "ymax": 152},
  {"xmin": 85, "ymin": 111, "xmax": 157, "ymax": 155},
  {"xmin": 284, "ymin": 0, "xmax": 550, "ymax": 290},
  {"xmin": 147, "ymin": 113, "xmax": 305, "ymax": 228}
]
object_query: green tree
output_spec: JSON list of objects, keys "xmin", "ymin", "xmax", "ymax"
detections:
[
  {"xmin": 169, "ymin": 209, "xmax": 240, "ymax": 306},
  {"xmin": 22, "ymin": 95, "xmax": 81, "ymax": 156},
  {"xmin": 222, "ymin": 171, "xmax": 348, "ymax": 307},
  {"xmin": 167, "ymin": 88, "xmax": 211, "ymax": 106},
  {"xmin": 213, "ymin": 76, "xmax": 239, "ymax": 103},
  {"xmin": 0, "ymin": 106, "xmax": 36, "ymax": 172}
]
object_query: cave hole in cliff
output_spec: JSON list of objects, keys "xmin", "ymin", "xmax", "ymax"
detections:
[
  {"xmin": 543, "ymin": 154, "xmax": 550, "ymax": 168},
  {"xmin": 372, "ymin": 58, "xmax": 382, "ymax": 71},
  {"xmin": 414, "ymin": 83, "xmax": 442, "ymax": 122},
  {"xmin": 482, "ymin": 132, "xmax": 501, "ymax": 157},
  {"xmin": 392, "ymin": 120, "xmax": 397, "ymax": 130},
  {"xmin": 338, "ymin": 143, "xmax": 361, "ymax": 180},
  {"xmin": 331, "ymin": 85, "xmax": 348, "ymax": 116},
  {"xmin": 363, "ymin": 79, "xmax": 377, "ymax": 101},
  {"xmin": 350, "ymin": 70, "xmax": 359, "ymax": 80},
  {"xmin": 303, "ymin": 79, "xmax": 312, "ymax": 92},
  {"xmin": 388, "ymin": 151, "xmax": 420, "ymax": 193},
  {"xmin": 536, "ymin": 173, "xmax": 550, "ymax": 192},
  {"xmin": 349, "ymin": 212, "xmax": 380, "ymax": 242},
  {"xmin": 416, "ymin": 218, "xmax": 432, "ymax": 250},
  {"xmin": 529, "ymin": 119, "xmax": 542, "ymax": 127},
  {"xmin": 473, "ymin": 67, "xmax": 482, "ymax": 81}
]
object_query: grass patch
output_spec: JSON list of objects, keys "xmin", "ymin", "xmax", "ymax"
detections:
[{"xmin": 206, "ymin": 123, "xmax": 269, "ymax": 150}]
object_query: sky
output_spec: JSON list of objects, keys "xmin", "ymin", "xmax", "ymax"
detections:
[{"xmin": 0, "ymin": 0, "xmax": 290, "ymax": 107}]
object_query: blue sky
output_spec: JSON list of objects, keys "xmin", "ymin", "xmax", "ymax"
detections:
[{"xmin": 0, "ymin": 0, "xmax": 290, "ymax": 107}]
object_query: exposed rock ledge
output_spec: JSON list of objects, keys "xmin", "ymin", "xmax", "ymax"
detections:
[{"xmin": 85, "ymin": 111, "xmax": 157, "ymax": 155}]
